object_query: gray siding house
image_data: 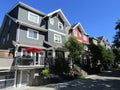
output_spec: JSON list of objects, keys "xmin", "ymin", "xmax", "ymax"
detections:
[{"xmin": 0, "ymin": 2, "xmax": 70, "ymax": 88}]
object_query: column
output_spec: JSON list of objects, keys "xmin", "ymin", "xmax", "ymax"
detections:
[
  {"xmin": 13, "ymin": 70, "xmax": 17, "ymax": 87},
  {"xmin": 33, "ymin": 53, "xmax": 36, "ymax": 65},
  {"xmin": 19, "ymin": 70, "xmax": 22, "ymax": 87},
  {"xmin": 38, "ymin": 53, "xmax": 41, "ymax": 65},
  {"xmin": 52, "ymin": 49, "xmax": 55, "ymax": 65}
]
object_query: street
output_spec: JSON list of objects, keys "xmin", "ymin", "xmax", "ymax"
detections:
[{"xmin": 4, "ymin": 69, "xmax": 120, "ymax": 90}]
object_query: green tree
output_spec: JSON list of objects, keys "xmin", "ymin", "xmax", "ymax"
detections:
[
  {"xmin": 89, "ymin": 43, "xmax": 101, "ymax": 66},
  {"xmin": 113, "ymin": 48, "xmax": 120, "ymax": 63},
  {"xmin": 89, "ymin": 44, "xmax": 115, "ymax": 70},
  {"xmin": 65, "ymin": 36, "xmax": 83, "ymax": 63},
  {"xmin": 113, "ymin": 18, "xmax": 120, "ymax": 48},
  {"xmin": 115, "ymin": 18, "xmax": 120, "ymax": 30}
]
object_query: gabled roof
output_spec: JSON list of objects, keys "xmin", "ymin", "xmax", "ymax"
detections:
[
  {"xmin": 47, "ymin": 9, "xmax": 71, "ymax": 26},
  {"xmin": 97, "ymin": 36, "xmax": 111, "ymax": 45},
  {"xmin": 8, "ymin": 2, "xmax": 46, "ymax": 16},
  {"xmin": 72, "ymin": 22, "xmax": 89, "ymax": 35},
  {"xmin": 97, "ymin": 36, "xmax": 104, "ymax": 41}
]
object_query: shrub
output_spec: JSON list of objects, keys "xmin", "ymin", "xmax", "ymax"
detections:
[{"xmin": 41, "ymin": 69, "xmax": 49, "ymax": 77}]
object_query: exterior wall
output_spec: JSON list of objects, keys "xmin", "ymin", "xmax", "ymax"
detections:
[
  {"xmin": 18, "ymin": 26, "xmax": 45, "ymax": 47},
  {"xmin": 0, "ymin": 72, "xmax": 15, "ymax": 89},
  {"xmin": 8, "ymin": 6, "xmax": 18, "ymax": 19},
  {"xmin": 72, "ymin": 27, "xmax": 89, "ymax": 44},
  {"xmin": 0, "ymin": 16, "xmax": 17, "ymax": 49},
  {"xmin": 48, "ymin": 15, "xmax": 66, "ymax": 33},
  {"xmin": 0, "ymin": 58, "xmax": 14, "ymax": 70},
  {"xmin": 18, "ymin": 7, "xmax": 46, "ymax": 28},
  {"xmin": 47, "ymin": 14, "xmax": 67, "ymax": 45},
  {"xmin": 48, "ymin": 31, "xmax": 66, "ymax": 45}
]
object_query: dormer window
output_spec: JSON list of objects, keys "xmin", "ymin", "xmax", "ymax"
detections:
[
  {"xmin": 83, "ymin": 35, "xmax": 87, "ymax": 41},
  {"xmin": 58, "ymin": 21, "xmax": 63, "ymax": 30},
  {"xmin": 50, "ymin": 18, "xmax": 54, "ymax": 25},
  {"xmin": 73, "ymin": 30, "xmax": 77, "ymax": 37},
  {"xmin": 28, "ymin": 12, "xmax": 39, "ymax": 24}
]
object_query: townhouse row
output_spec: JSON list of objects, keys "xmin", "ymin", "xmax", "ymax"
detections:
[{"xmin": 0, "ymin": 2, "xmax": 111, "ymax": 89}]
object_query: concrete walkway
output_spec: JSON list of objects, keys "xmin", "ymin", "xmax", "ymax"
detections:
[{"xmin": 3, "ymin": 69, "xmax": 120, "ymax": 90}]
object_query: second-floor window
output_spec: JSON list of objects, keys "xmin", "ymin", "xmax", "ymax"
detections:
[
  {"xmin": 28, "ymin": 12, "xmax": 39, "ymax": 24},
  {"xmin": 58, "ymin": 21, "xmax": 63, "ymax": 30},
  {"xmin": 73, "ymin": 30, "xmax": 77, "ymax": 37},
  {"xmin": 54, "ymin": 34, "xmax": 62, "ymax": 43},
  {"xmin": 27, "ymin": 29, "xmax": 39, "ymax": 40}
]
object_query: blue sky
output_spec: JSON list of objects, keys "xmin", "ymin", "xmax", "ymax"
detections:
[{"xmin": 0, "ymin": 0, "xmax": 120, "ymax": 43}]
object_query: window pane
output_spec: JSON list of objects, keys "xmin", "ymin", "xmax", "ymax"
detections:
[
  {"xmin": 54, "ymin": 34, "xmax": 62, "ymax": 43},
  {"xmin": 28, "ymin": 12, "xmax": 39, "ymax": 24},
  {"xmin": 28, "ymin": 29, "xmax": 38, "ymax": 40}
]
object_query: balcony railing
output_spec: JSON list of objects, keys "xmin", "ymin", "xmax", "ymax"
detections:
[{"xmin": 15, "ymin": 57, "xmax": 47, "ymax": 66}]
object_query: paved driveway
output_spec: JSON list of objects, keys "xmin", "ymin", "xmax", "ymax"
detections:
[{"xmin": 4, "ymin": 69, "xmax": 120, "ymax": 90}]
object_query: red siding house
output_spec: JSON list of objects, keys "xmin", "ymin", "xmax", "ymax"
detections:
[{"xmin": 69, "ymin": 22, "xmax": 91, "ymax": 67}]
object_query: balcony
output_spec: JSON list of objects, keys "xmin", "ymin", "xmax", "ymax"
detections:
[{"xmin": 14, "ymin": 57, "xmax": 47, "ymax": 70}]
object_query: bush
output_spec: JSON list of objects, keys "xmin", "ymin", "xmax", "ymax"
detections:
[{"xmin": 41, "ymin": 69, "xmax": 49, "ymax": 77}]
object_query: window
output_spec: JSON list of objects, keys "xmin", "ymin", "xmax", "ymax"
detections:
[
  {"xmin": 8, "ymin": 19, "xmax": 11, "ymax": 26},
  {"xmin": 2, "ymin": 37, "xmax": 5, "ymax": 45},
  {"xmin": 73, "ymin": 30, "xmax": 77, "ymax": 37},
  {"xmin": 27, "ymin": 29, "xmax": 39, "ymax": 40},
  {"xmin": 79, "ymin": 32, "xmax": 81, "ymax": 37},
  {"xmin": 50, "ymin": 18, "xmax": 54, "ymax": 25},
  {"xmin": 28, "ymin": 12, "xmax": 39, "ymax": 24},
  {"xmin": 7, "ymin": 33, "xmax": 10, "ymax": 41},
  {"xmin": 54, "ymin": 34, "xmax": 62, "ymax": 43},
  {"xmin": 58, "ymin": 22, "xmax": 63, "ymax": 30},
  {"xmin": 83, "ymin": 35, "xmax": 87, "ymax": 41}
]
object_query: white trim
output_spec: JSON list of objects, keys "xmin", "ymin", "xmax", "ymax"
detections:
[
  {"xmin": 0, "ymin": 78, "xmax": 14, "ymax": 82},
  {"xmin": 48, "ymin": 29, "xmax": 66, "ymax": 36},
  {"xmin": 28, "ymin": 11, "xmax": 39, "ymax": 24},
  {"xmin": 47, "ymin": 9, "xmax": 71, "ymax": 26},
  {"xmin": 16, "ymin": 25, "xmax": 20, "ymax": 42},
  {"xmin": 27, "ymin": 28, "xmax": 39, "ymax": 40},
  {"xmin": 73, "ymin": 22, "xmax": 89, "ymax": 35}
]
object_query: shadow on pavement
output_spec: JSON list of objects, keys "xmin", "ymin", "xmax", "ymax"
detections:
[
  {"xmin": 45, "ymin": 78, "xmax": 120, "ymax": 90},
  {"xmin": 99, "ymin": 69, "xmax": 120, "ymax": 77}
]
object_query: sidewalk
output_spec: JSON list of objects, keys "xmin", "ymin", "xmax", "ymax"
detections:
[{"xmin": 2, "ymin": 86, "xmax": 56, "ymax": 90}]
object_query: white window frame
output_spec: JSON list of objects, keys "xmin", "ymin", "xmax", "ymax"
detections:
[
  {"xmin": 27, "ymin": 29, "xmax": 39, "ymax": 40},
  {"xmin": 73, "ymin": 30, "xmax": 77, "ymax": 37},
  {"xmin": 83, "ymin": 35, "xmax": 87, "ymax": 41},
  {"xmin": 58, "ymin": 21, "xmax": 63, "ymax": 30},
  {"xmin": 54, "ymin": 34, "xmax": 62, "ymax": 43},
  {"xmin": 28, "ymin": 12, "xmax": 39, "ymax": 24}
]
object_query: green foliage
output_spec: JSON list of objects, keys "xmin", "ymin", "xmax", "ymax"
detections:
[
  {"xmin": 113, "ymin": 18, "xmax": 120, "ymax": 48},
  {"xmin": 113, "ymin": 48, "xmax": 120, "ymax": 62},
  {"xmin": 89, "ymin": 44, "xmax": 115, "ymax": 64},
  {"xmin": 113, "ymin": 30, "xmax": 120, "ymax": 48},
  {"xmin": 41, "ymin": 69, "xmax": 49, "ymax": 77},
  {"xmin": 89, "ymin": 43, "xmax": 102, "ymax": 63},
  {"xmin": 103, "ymin": 49, "xmax": 115, "ymax": 63},
  {"xmin": 97, "ymin": 45, "xmax": 115, "ymax": 63},
  {"xmin": 54, "ymin": 57, "xmax": 70, "ymax": 75},
  {"xmin": 115, "ymin": 18, "xmax": 120, "ymax": 30},
  {"xmin": 65, "ymin": 36, "xmax": 84, "ymax": 61}
]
